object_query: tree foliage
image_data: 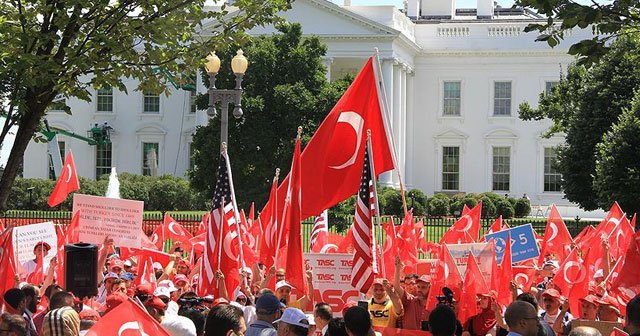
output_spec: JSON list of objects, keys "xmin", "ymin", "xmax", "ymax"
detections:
[
  {"xmin": 518, "ymin": 35, "xmax": 640, "ymax": 210},
  {"xmin": 0, "ymin": 0, "xmax": 290, "ymax": 210},
  {"xmin": 516, "ymin": 0, "xmax": 640, "ymax": 66},
  {"xmin": 189, "ymin": 23, "xmax": 354, "ymax": 209},
  {"xmin": 593, "ymin": 92, "xmax": 640, "ymax": 215}
]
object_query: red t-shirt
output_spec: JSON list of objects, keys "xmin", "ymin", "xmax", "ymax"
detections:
[{"xmin": 399, "ymin": 291, "xmax": 430, "ymax": 330}]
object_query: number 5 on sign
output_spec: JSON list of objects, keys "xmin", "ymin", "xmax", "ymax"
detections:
[{"xmin": 486, "ymin": 224, "xmax": 540, "ymax": 264}]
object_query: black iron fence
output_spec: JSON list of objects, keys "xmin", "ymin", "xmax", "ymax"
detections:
[{"xmin": 0, "ymin": 210, "xmax": 599, "ymax": 252}]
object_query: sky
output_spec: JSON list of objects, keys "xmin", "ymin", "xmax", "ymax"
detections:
[
  {"xmin": 329, "ymin": 0, "xmax": 517, "ymax": 8},
  {"xmin": 0, "ymin": 118, "xmax": 13, "ymax": 167}
]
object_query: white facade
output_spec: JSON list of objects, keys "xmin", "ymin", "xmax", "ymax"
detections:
[{"xmin": 22, "ymin": 0, "xmax": 598, "ymax": 214}]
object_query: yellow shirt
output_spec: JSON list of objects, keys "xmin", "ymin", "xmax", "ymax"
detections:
[{"xmin": 369, "ymin": 298, "xmax": 399, "ymax": 328}]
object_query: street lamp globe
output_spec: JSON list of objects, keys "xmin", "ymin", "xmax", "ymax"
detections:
[
  {"xmin": 205, "ymin": 51, "xmax": 221, "ymax": 74},
  {"xmin": 231, "ymin": 49, "xmax": 248, "ymax": 75}
]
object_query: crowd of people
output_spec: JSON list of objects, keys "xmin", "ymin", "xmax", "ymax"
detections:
[{"xmin": 0, "ymin": 227, "xmax": 637, "ymax": 336}]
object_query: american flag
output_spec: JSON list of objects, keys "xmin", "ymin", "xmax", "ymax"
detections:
[
  {"xmin": 310, "ymin": 210, "xmax": 329, "ymax": 252},
  {"xmin": 198, "ymin": 154, "xmax": 239, "ymax": 296},
  {"xmin": 350, "ymin": 142, "xmax": 377, "ymax": 293}
]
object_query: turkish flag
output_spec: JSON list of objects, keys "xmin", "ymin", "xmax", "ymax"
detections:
[
  {"xmin": 609, "ymin": 231, "xmax": 640, "ymax": 315},
  {"xmin": 592, "ymin": 202, "xmax": 625, "ymax": 241},
  {"xmin": 0, "ymin": 229, "xmax": 17, "ymax": 311},
  {"xmin": 238, "ymin": 210, "xmax": 259, "ymax": 267},
  {"xmin": 459, "ymin": 253, "xmax": 489, "ymax": 324},
  {"xmin": 259, "ymin": 176, "xmax": 280, "ymax": 270},
  {"xmin": 397, "ymin": 211, "xmax": 419, "ymax": 273},
  {"xmin": 262, "ymin": 57, "xmax": 394, "ymax": 223},
  {"xmin": 426, "ymin": 244, "xmax": 463, "ymax": 311},
  {"xmin": 574, "ymin": 225, "xmax": 595, "ymax": 251},
  {"xmin": 151, "ymin": 213, "xmax": 193, "ymax": 250},
  {"xmin": 607, "ymin": 216, "xmax": 635, "ymax": 260},
  {"xmin": 440, "ymin": 202, "xmax": 482, "ymax": 244},
  {"xmin": 497, "ymin": 233, "xmax": 514, "ymax": 308},
  {"xmin": 195, "ymin": 212, "xmax": 210, "ymax": 236},
  {"xmin": 538, "ymin": 204, "xmax": 573, "ymax": 264},
  {"xmin": 462, "ymin": 204, "xmax": 470, "ymax": 215},
  {"xmin": 551, "ymin": 248, "xmax": 591, "ymax": 313},
  {"xmin": 512, "ymin": 266, "xmax": 536, "ymax": 291},
  {"xmin": 27, "ymin": 257, "xmax": 45, "ymax": 285},
  {"xmin": 481, "ymin": 216, "xmax": 503, "ymax": 242},
  {"xmin": 282, "ymin": 135, "xmax": 308, "ymax": 296},
  {"xmin": 381, "ymin": 221, "xmax": 397, "ymax": 279},
  {"xmin": 415, "ymin": 220, "xmax": 428, "ymax": 253},
  {"xmin": 47, "ymin": 151, "xmax": 80, "ymax": 207},
  {"xmin": 85, "ymin": 299, "xmax": 171, "ymax": 336},
  {"xmin": 133, "ymin": 253, "xmax": 157, "ymax": 288}
]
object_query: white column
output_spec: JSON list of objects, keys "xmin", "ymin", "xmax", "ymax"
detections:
[
  {"xmin": 399, "ymin": 65, "xmax": 407, "ymax": 188},
  {"xmin": 405, "ymin": 68, "xmax": 414, "ymax": 189},
  {"xmin": 379, "ymin": 58, "xmax": 395, "ymax": 186},
  {"xmin": 322, "ymin": 57, "xmax": 334, "ymax": 82},
  {"xmin": 392, "ymin": 62, "xmax": 402, "ymax": 186}
]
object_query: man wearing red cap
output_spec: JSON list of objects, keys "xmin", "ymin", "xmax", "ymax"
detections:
[
  {"xmin": 368, "ymin": 278, "xmax": 403, "ymax": 328},
  {"xmin": 393, "ymin": 256, "xmax": 431, "ymax": 330},
  {"xmin": 539, "ymin": 289, "xmax": 573, "ymax": 335},
  {"xmin": 23, "ymin": 242, "xmax": 51, "ymax": 280},
  {"xmin": 594, "ymin": 296, "xmax": 622, "ymax": 323}
]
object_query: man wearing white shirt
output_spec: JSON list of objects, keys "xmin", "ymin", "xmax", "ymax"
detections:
[{"xmin": 505, "ymin": 301, "xmax": 540, "ymax": 336}]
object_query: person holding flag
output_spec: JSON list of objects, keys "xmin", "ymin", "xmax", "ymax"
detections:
[
  {"xmin": 393, "ymin": 256, "xmax": 431, "ymax": 330},
  {"xmin": 368, "ymin": 278, "xmax": 404, "ymax": 328}
]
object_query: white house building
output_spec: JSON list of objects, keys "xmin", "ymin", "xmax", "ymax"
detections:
[{"xmin": 22, "ymin": 0, "xmax": 600, "ymax": 215}]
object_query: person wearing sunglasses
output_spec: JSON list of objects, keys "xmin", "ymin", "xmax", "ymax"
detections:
[{"xmin": 505, "ymin": 301, "xmax": 540, "ymax": 336}]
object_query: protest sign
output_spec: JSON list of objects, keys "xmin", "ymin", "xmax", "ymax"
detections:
[
  {"xmin": 304, "ymin": 253, "xmax": 360, "ymax": 315},
  {"xmin": 446, "ymin": 243, "xmax": 489, "ymax": 275},
  {"xmin": 485, "ymin": 224, "xmax": 539, "ymax": 264},
  {"xmin": 73, "ymin": 194, "xmax": 144, "ymax": 248},
  {"xmin": 572, "ymin": 320, "xmax": 623, "ymax": 336},
  {"xmin": 12, "ymin": 221, "xmax": 58, "ymax": 266}
]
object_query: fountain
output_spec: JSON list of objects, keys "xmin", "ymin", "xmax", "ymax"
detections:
[{"xmin": 105, "ymin": 167, "xmax": 121, "ymax": 199}]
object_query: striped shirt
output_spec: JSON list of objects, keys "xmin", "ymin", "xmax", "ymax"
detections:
[{"xmin": 42, "ymin": 307, "xmax": 80, "ymax": 336}]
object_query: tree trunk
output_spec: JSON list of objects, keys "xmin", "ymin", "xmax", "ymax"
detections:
[{"xmin": 0, "ymin": 104, "xmax": 46, "ymax": 211}]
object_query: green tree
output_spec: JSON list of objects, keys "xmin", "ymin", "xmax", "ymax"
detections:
[
  {"xmin": 516, "ymin": 0, "xmax": 640, "ymax": 66},
  {"xmin": 0, "ymin": 0, "xmax": 290, "ymax": 210},
  {"xmin": 190, "ymin": 23, "xmax": 353, "ymax": 209},
  {"xmin": 519, "ymin": 35, "xmax": 640, "ymax": 210},
  {"xmin": 593, "ymin": 92, "xmax": 640, "ymax": 215}
]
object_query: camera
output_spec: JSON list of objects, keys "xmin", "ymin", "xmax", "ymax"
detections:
[
  {"xmin": 177, "ymin": 296, "xmax": 213, "ymax": 310},
  {"xmin": 436, "ymin": 287, "xmax": 455, "ymax": 307}
]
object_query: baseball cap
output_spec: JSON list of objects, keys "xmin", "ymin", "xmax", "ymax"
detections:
[
  {"xmin": 154, "ymin": 287, "xmax": 171, "ymax": 299},
  {"xmin": 372, "ymin": 278, "xmax": 385, "ymax": 286},
  {"xmin": 120, "ymin": 272, "xmax": 135, "ymax": 281},
  {"xmin": 153, "ymin": 262, "xmax": 163, "ymax": 270},
  {"xmin": 594, "ymin": 295, "xmax": 618, "ymax": 307},
  {"xmin": 162, "ymin": 315, "xmax": 197, "ymax": 336},
  {"xmin": 579, "ymin": 295, "xmax": 599, "ymax": 305},
  {"xmin": 33, "ymin": 241, "xmax": 51, "ymax": 251},
  {"xmin": 146, "ymin": 296, "xmax": 167, "ymax": 311},
  {"xmin": 212, "ymin": 298, "xmax": 229, "ymax": 307},
  {"xmin": 158, "ymin": 280, "xmax": 178, "ymax": 292},
  {"xmin": 341, "ymin": 301, "xmax": 358, "ymax": 317},
  {"xmin": 542, "ymin": 260, "xmax": 560, "ymax": 269},
  {"xmin": 174, "ymin": 274, "xmax": 189, "ymax": 285},
  {"xmin": 79, "ymin": 309, "xmax": 101, "ymax": 321},
  {"xmin": 256, "ymin": 293, "xmax": 285, "ymax": 314},
  {"xmin": 124, "ymin": 260, "xmax": 132, "ymax": 267},
  {"xmin": 105, "ymin": 292, "xmax": 128, "ymax": 314},
  {"xmin": 417, "ymin": 275, "xmax": 431, "ymax": 284},
  {"xmin": 276, "ymin": 280, "xmax": 294, "ymax": 290},
  {"xmin": 135, "ymin": 283, "xmax": 154, "ymax": 296},
  {"xmin": 274, "ymin": 308, "xmax": 310, "ymax": 329},
  {"xmin": 104, "ymin": 272, "xmax": 119, "ymax": 280},
  {"xmin": 110, "ymin": 259, "xmax": 124, "ymax": 271},
  {"xmin": 542, "ymin": 288, "xmax": 561, "ymax": 299},
  {"xmin": 306, "ymin": 314, "xmax": 316, "ymax": 326}
]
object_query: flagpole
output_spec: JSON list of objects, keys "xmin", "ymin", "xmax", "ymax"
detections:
[
  {"xmin": 222, "ymin": 143, "xmax": 249, "ymax": 291},
  {"xmin": 367, "ymin": 130, "xmax": 385, "ymax": 279},
  {"xmin": 372, "ymin": 49, "xmax": 408, "ymax": 214},
  {"xmin": 217, "ymin": 198, "xmax": 224, "ymax": 271},
  {"xmin": 272, "ymin": 168, "xmax": 281, "ymax": 268}
]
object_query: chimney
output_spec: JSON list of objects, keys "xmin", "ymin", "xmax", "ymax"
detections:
[
  {"xmin": 406, "ymin": 0, "xmax": 421, "ymax": 18},
  {"xmin": 421, "ymin": 0, "xmax": 455, "ymax": 19},
  {"xmin": 477, "ymin": 0, "xmax": 493, "ymax": 18}
]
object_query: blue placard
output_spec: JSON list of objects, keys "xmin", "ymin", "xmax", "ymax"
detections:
[{"xmin": 485, "ymin": 224, "xmax": 540, "ymax": 264}]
